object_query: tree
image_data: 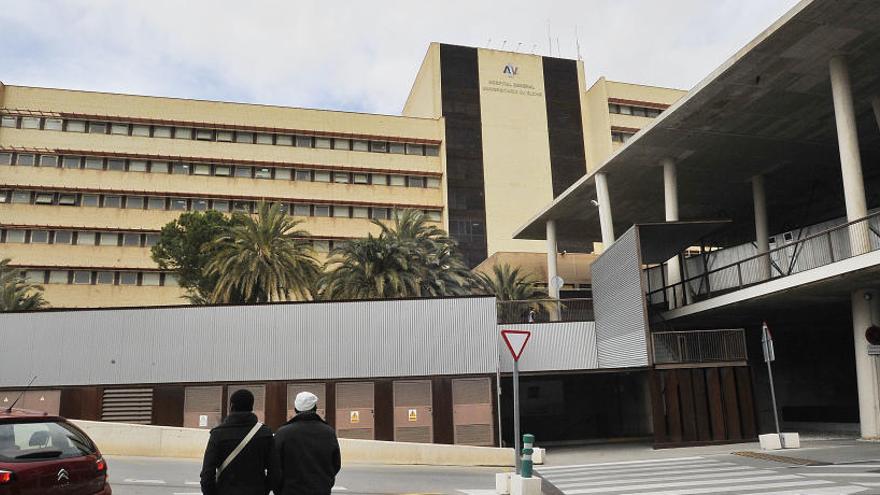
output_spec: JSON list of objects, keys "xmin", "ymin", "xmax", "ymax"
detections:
[
  {"xmin": 472, "ymin": 263, "xmax": 549, "ymax": 323},
  {"xmin": 0, "ymin": 258, "xmax": 48, "ymax": 311},
  {"xmin": 151, "ymin": 210, "xmax": 232, "ymax": 303},
  {"xmin": 206, "ymin": 202, "xmax": 321, "ymax": 303}
]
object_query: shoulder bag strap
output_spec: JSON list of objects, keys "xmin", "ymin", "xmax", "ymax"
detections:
[{"xmin": 216, "ymin": 422, "xmax": 264, "ymax": 482}]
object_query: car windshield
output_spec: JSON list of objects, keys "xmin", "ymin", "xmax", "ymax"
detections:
[{"xmin": 0, "ymin": 421, "xmax": 96, "ymax": 462}]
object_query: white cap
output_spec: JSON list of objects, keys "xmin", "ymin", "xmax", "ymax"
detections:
[{"xmin": 294, "ymin": 391, "xmax": 318, "ymax": 412}]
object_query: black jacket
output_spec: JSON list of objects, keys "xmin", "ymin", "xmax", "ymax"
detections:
[
  {"xmin": 274, "ymin": 411, "xmax": 341, "ymax": 495},
  {"xmin": 200, "ymin": 411, "xmax": 280, "ymax": 495}
]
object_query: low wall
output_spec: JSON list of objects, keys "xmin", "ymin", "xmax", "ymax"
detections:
[{"xmin": 72, "ymin": 420, "xmax": 522, "ymax": 467}]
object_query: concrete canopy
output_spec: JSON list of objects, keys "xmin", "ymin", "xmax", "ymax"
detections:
[{"xmin": 514, "ymin": 0, "xmax": 880, "ymax": 251}]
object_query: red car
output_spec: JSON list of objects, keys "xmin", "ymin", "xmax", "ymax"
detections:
[{"xmin": 0, "ymin": 408, "xmax": 110, "ymax": 494}]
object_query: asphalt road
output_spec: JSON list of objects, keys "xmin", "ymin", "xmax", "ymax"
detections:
[{"xmin": 106, "ymin": 455, "xmax": 502, "ymax": 495}]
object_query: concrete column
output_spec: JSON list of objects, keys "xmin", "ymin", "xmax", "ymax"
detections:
[
  {"xmin": 594, "ymin": 172, "xmax": 615, "ymax": 247},
  {"xmin": 752, "ymin": 175, "xmax": 771, "ymax": 280},
  {"xmin": 851, "ymin": 289, "xmax": 880, "ymax": 439},
  {"xmin": 662, "ymin": 159, "xmax": 682, "ymax": 308},
  {"xmin": 545, "ymin": 220, "xmax": 559, "ymax": 300},
  {"xmin": 830, "ymin": 56, "xmax": 871, "ymax": 255}
]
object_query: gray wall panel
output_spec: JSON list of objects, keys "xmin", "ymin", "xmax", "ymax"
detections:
[{"xmin": 498, "ymin": 321, "xmax": 598, "ymax": 373}]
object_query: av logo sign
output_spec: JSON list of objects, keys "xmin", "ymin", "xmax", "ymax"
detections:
[{"xmin": 503, "ymin": 63, "xmax": 518, "ymax": 77}]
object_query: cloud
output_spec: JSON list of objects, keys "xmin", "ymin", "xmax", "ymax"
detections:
[{"xmin": 0, "ymin": 0, "xmax": 800, "ymax": 115}]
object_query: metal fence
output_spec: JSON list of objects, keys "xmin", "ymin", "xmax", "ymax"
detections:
[
  {"xmin": 652, "ymin": 329, "xmax": 747, "ymax": 364},
  {"xmin": 496, "ymin": 298, "xmax": 594, "ymax": 324},
  {"xmin": 647, "ymin": 211, "xmax": 880, "ymax": 310}
]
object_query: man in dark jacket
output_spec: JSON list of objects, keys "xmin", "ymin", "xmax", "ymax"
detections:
[
  {"xmin": 200, "ymin": 389, "xmax": 280, "ymax": 495},
  {"xmin": 274, "ymin": 392, "xmax": 341, "ymax": 495}
]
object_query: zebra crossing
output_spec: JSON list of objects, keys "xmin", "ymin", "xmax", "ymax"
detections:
[{"xmin": 536, "ymin": 456, "xmax": 880, "ymax": 495}]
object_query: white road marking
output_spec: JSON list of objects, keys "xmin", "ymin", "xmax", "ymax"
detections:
[
  {"xmin": 739, "ymin": 487, "xmax": 868, "ymax": 495},
  {"xmin": 457, "ymin": 490, "xmax": 497, "ymax": 495},
  {"xmin": 184, "ymin": 480, "xmax": 200, "ymax": 485},
  {"xmin": 619, "ymin": 479, "xmax": 834, "ymax": 495},
  {"xmin": 554, "ymin": 468, "xmax": 777, "ymax": 489},
  {"xmin": 537, "ymin": 456, "xmax": 704, "ymax": 471},
  {"xmin": 543, "ymin": 461, "xmax": 738, "ymax": 480},
  {"xmin": 566, "ymin": 474, "xmax": 803, "ymax": 494},
  {"xmin": 332, "ymin": 487, "xmax": 348, "ymax": 491},
  {"xmin": 801, "ymin": 473, "xmax": 880, "ymax": 477},
  {"xmin": 123, "ymin": 478, "xmax": 167, "ymax": 484}
]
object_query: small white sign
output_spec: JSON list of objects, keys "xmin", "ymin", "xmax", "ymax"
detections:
[{"xmin": 199, "ymin": 415, "xmax": 208, "ymax": 427}]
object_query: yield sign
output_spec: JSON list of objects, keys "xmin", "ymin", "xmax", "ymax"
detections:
[{"xmin": 501, "ymin": 329, "xmax": 531, "ymax": 361}]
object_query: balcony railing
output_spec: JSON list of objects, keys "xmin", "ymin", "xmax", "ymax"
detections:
[
  {"xmin": 496, "ymin": 298, "xmax": 594, "ymax": 324},
  {"xmin": 646, "ymin": 211, "xmax": 880, "ymax": 311},
  {"xmin": 652, "ymin": 329, "xmax": 747, "ymax": 365}
]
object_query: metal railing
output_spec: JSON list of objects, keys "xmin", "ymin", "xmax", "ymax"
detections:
[
  {"xmin": 647, "ymin": 211, "xmax": 880, "ymax": 310},
  {"xmin": 652, "ymin": 329, "xmax": 747, "ymax": 365},
  {"xmin": 496, "ymin": 298, "xmax": 594, "ymax": 324}
]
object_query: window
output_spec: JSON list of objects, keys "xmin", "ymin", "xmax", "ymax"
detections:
[
  {"xmin": 123, "ymin": 233, "xmax": 141, "ymax": 246},
  {"xmin": 151, "ymin": 161, "xmax": 170, "ymax": 174},
  {"xmin": 314, "ymin": 205, "xmax": 330, "ymax": 217},
  {"xmin": 174, "ymin": 127, "xmax": 192, "ymax": 139},
  {"xmin": 142, "ymin": 272, "xmax": 161, "ymax": 286},
  {"xmin": 21, "ymin": 117, "xmax": 40, "ymax": 129},
  {"xmin": 275, "ymin": 135, "xmax": 293, "ymax": 146},
  {"xmin": 353, "ymin": 173, "xmax": 369, "ymax": 184},
  {"xmin": 313, "ymin": 171, "xmax": 331, "ymax": 183},
  {"xmin": 103, "ymin": 195, "xmax": 122, "ymax": 208},
  {"xmin": 196, "ymin": 129, "xmax": 214, "ymax": 141},
  {"xmin": 608, "ymin": 103, "xmax": 620, "ymax": 114},
  {"xmin": 313, "ymin": 240, "xmax": 330, "ymax": 253},
  {"xmin": 96, "ymin": 271, "xmax": 115, "ymax": 284},
  {"xmin": 73, "ymin": 271, "xmax": 92, "ymax": 285},
  {"xmin": 132, "ymin": 125, "xmax": 151, "ymax": 137},
  {"xmin": 30, "ymin": 230, "xmax": 49, "ymax": 243},
  {"xmin": 389, "ymin": 175, "xmax": 406, "ymax": 186},
  {"xmin": 164, "ymin": 274, "xmax": 180, "ymax": 287},
  {"xmin": 216, "ymin": 130, "xmax": 234, "ymax": 142},
  {"xmin": 425, "ymin": 145, "xmax": 440, "ymax": 156},
  {"xmin": 333, "ymin": 139, "xmax": 350, "ymax": 150},
  {"xmin": 0, "ymin": 191, "xmax": 7, "ymax": 203},
  {"xmin": 232, "ymin": 201, "xmax": 252, "ymax": 213},
  {"xmin": 192, "ymin": 198, "xmax": 209, "ymax": 211},
  {"xmin": 76, "ymin": 231, "xmax": 96, "ymax": 245},
  {"xmin": 406, "ymin": 144, "xmax": 424, "ymax": 155},
  {"xmin": 153, "ymin": 126, "xmax": 172, "ymax": 138},
  {"xmin": 407, "ymin": 176, "xmax": 425, "ymax": 188},
  {"xmin": 66, "ymin": 120, "xmax": 86, "ymax": 132},
  {"xmin": 293, "ymin": 204, "xmax": 310, "ymax": 216},
  {"xmin": 88, "ymin": 122, "xmax": 107, "ymax": 134},
  {"xmin": 425, "ymin": 210, "xmax": 442, "ymax": 221},
  {"xmin": 234, "ymin": 166, "xmax": 253, "ymax": 178},
  {"xmin": 107, "ymin": 159, "xmax": 126, "ymax": 171},
  {"xmin": 352, "ymin": 206, "xmax": 369, "ymax": 218},
  {"xmin": 172, "ymin": 163, "xmax": 191, "ymax": 175},
  {"xmin": 144, "ymin": 234, "xmax": 160, "ymax": 247},
  {"xmin": 111, "ymin": 123, "xmax": 129, "ymax": 135},
  {"xmin": 256, "ymin": 133, "xmax": 273, "ymax": 144},
  {"xmin": 34, "ymin": 192, "xmax": 54, "ymax": 204},
  {"xmin": 44, "ymin": 118, "xmax": 63, "ymax": 131},
  {"xmin": 235, "ymin": 132, "xmax": 253, "ymax": 143},
  {"xmin": 0, "ymin": 116, "xmax": 17, "ymax": 127},
  {"xmin": 332, "ymin": 205, "xmax": 349, "ymax": 217},
  {"xmin": 372, "ymin": 173, "xmax": 388, "ymax": 185},
  {"xmin": 39, "ymin": 155, "xmax": 58, "ymax": 167},
  {"xmin": 295, "ymin": 169, "xmax": 312, "ymax": 181},
  {"xmin": 389, "ymin": 142, "xmax": 405, "ymax": 154},
  {"xmin": 58, "ymin": 194, "xmax": 77, "ymax": 206},
  {"xmin": 426, "ymin": 177, "xmax": 441, "ymax": 188},
  {"xmin": 646, "ymin": 108, "xmax": 662, "ymax": 118},
  {"xmin": 619, "ymin": 105, "xmax": 632, "ymax": 115},
  {"xmin": 147, "ymin": 197, "xmax": 166, "ymax": 210},
  {"xmin": 84, "ymin": 157, "xmax": 104, "ymax": 170},
  {"xmin": 170, "ymin": 198, "xmax": 188, "ymax": 211},
  {"xmin": 274, "ymin": 168, "xmax": 292, "ymax": 180},
  {"xmin": 315, "ymin": 137, "xmax": 332, "ymax": 149},
  {"xmin": 4, "ymin": 229, "xmax": 25, "ymax": 243},
  {"xmin": 213, "ymin": 200, "xmax": 230, "ymax": 212},
  {"xmin": 12, "ymin": 191, "xmax": 31, "ymax": 204},
  {"xmin": 99, "ymin": 232, "xmax": 119, "ymax": 246},
  {"xmin": 254, "ymin": 167, "xmax": 272, "ymax": 179},
  {"xmin": 214, "ymin": 165, "xmax": 232, "ymax": 177},
  {"xmin": 370, "ymin": 141, "xmax": 388, "ymax": 153},
  {"xmin": 372, "ymin": 207, "xmax": 389, "ymax": 220},
  {"xmin": 129, "ymin": 160, "xmax": 148, "ymax": 172},
  {"xmin": 631, "ymin": 107, "xmax": 647, "ymax": 117},
  {"xmin": 125, "ymin": 196, "xmax": 145, "ymax": 209},
  {"xmin": 0, "ymin": 153, "xmax": 10, "ymax": 165},
  {"xmin": 62, "ymin": 156, "xmax": 81, "ymax": 169},
  {"xmin": 333, "ymin": 172, "xmax": 350, "ymax": 184},
  {"xmin": 352, "ymin": 140, "xmax": 369, "ymax": 152},
  {"xmin": 119, "ymin": 272, "xmax": 138, "ymax": 285},
  {"xmin": 53, "ymin": 231, "xmax": 72, "ymax": 244},
  {"xmin": 295, "ymin": 135, "xmax": 312, "ymax": 147},
  {"xmin": 25, "ymin": 270, "xmax": 45, "ymax": 283},
  {"xmin": 15, "ymin": 154, "xmax": 35, "ymax": 166},
  {"xmin": 81, "ymin": 194, "xmax": 99, "ymax": 207},
  {"xmin": 193, "ymin": 164, "xmax": 212, "ymax": 176},
  {"xmin": 48, "ymin": 270, "xmax": 69, "ymax": 284}
]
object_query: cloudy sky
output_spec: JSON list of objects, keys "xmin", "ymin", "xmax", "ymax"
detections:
[{"xmin": 0, "ymin": 0, "xmax": 800, "ymax": 115}]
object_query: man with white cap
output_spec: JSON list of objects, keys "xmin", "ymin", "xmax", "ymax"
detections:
[{"xmin": 274, "ymin": 391, "xmax": 341, "ymax": 495}]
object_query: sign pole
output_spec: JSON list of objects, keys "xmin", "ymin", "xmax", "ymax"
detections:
[
  {"xmin": 513, "ymin": 358, "xmax": 521, "ymax": 474},
  {"xmin": 762, "ymin": 321, "xmax": 783, "ymax": 448}
]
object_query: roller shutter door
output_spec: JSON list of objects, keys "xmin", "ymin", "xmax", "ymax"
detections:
[
  {"xmin": 101, "ymin": 388, "xmax": 153, "ymax": 424},
  {"xmin": 452, "ymin": 378, "xmax": 493, "ymax": 446},
  {"xmin": 184, "ymin": 386, "xmax": 222, "ymax": 429},
  {"xmin": 287, "ymin": 383, "xmax": 327, "ymax": 421},
  {"xmin": 393, "ymin": 380, "xmax": 433, "ymax": 443},
  {"xmin": 336, "ymin": 382, "xmax": 374, "ymax": 440}
]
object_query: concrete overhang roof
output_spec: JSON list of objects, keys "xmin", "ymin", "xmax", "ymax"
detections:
[
  {"xmin": 515, "ymin": 0, "xmax": 880, "ymax": 249},
  {"xmin": 636, "ymin": 220, "xmax": 732, "ymax": 264}
]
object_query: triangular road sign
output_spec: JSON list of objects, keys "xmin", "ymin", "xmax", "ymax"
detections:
[{"xmin": 501, "ymin": 329, "xmax": 531, "ymax": 361}]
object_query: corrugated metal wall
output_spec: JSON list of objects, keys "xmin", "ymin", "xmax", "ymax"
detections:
[
  {"xmin": 0, "ymin": 297, "xmax": 498, "ymax": 387},
  {"xmin": 498, "ymin": 321, "xmax": 598, "ymax": 372},
  {"xmin": 591, "ymin": 227, "xmax": 650, "ymax": 368}
]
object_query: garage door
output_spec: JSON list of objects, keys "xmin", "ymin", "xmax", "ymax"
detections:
[
  {"xmin": 287, "ymin": 383, "xmax": 327, "ymax": 421},
  {"xmin": 393, "ymin": 380, "xmax": 433, "ymax": 443},
  {"xmin": 452, "ymin": 378, "xmax": 493, "ymax": 446},
  {"xmin": 336, "ymin": 382, "xmax": 374, "ymax": 440},
  {"xmin": 184, "ymin": 386, "xmax": 222, "ymax": 429}
]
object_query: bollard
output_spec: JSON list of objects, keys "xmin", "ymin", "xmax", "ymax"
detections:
[{"xmin": 521, "ymin": 433, "xmax": 534, "ymax": 478}]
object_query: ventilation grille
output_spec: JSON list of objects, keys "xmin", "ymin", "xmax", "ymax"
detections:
[
  {"xmin": 101, "ymin": 388, "xmax": 153, "ymax": 424},
  {"xmin": 453, "ymin": 378, "xmax": 490, "ymax": 405},
  {"xmin": 455, "ymin": 424, "xmax": 493, "ymax": 446},
  {"xmin": 185, "ymin": 386, "xmax": 222, "ymax": 413},
  {"xmin": 394, "ymin": 381, "xmax": 431, "ymax": 407},
  {"xmin": 337, "ymin": 382, "xmax": 374, "ymax": 409},
  {"xmin": 395, "ymin": 426, "xmax": 432, "ymax": 444},
  {"xmin": 338, "ymin": 428, "xmax": 373, "ymax": 440}
]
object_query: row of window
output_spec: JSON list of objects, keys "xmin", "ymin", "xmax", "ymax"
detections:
[
  {"xmin": 608, "ymin": 103, "xmax": 663, "ymax": 118},
  {"xmin": 0, "ymin": 228, "xmax": 352, "ymax": 253},
  {"xmin": 0, "ymin": 189, "xmax": 443, "ymax": 221},
  {"xmin": 611, "ymin": 131, "xmax": 636, "ymax": 143},
  {"xmin": 0, "ymin": 152, "xmax": 442, "ymax": 188},
  {"xmin": 0, "ymin": 115, "xmax": 440, "ymax": 156},
  {"xmin": 18, "ymin": 268, "xmax": 177, "ymax": 287}
]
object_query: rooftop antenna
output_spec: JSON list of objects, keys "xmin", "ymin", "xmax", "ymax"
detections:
[
  {"xmin": 556, "ymin": 37, "xmax": 561, "ymax": 58},
  {"xmin": 5, "ymin": 376, "xmax": 37, "ymax": 412},
  {"xmin": 575, "ymin": 25, "xmax": 582, "ymax": 60},
  {"xmin": 547, "ymin": 19, "xmax": 553, "ymax": 56},
  {"xmin": 486, "ymin": 38, "xmax": 492, "ymax": 48},
  {"xmin": 501, "ymin": 40, "xmax": 507, "ymax": 50},
  {"xmin": 531, "ymin": 43, "xmax": 537, "ymax": 54},
  {"xmin": 516, "ymin": 42, "xmax": 522, "ymax": 52}
]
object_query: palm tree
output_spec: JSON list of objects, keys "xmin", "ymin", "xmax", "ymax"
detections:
[
  {"xmin": 472, "ymin": 263, "xmax": 549, "ymax": 323},
  {"xmin": 319, "ymin": 235, "xmax": 422, "ymax": 299},
  {"xmin": 205, "ymin": 203, "xmax": 321, "ymax": 303},
  {"xmin": 0, "ymin": 258, "xmax": 48, "ymax": 311}
]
